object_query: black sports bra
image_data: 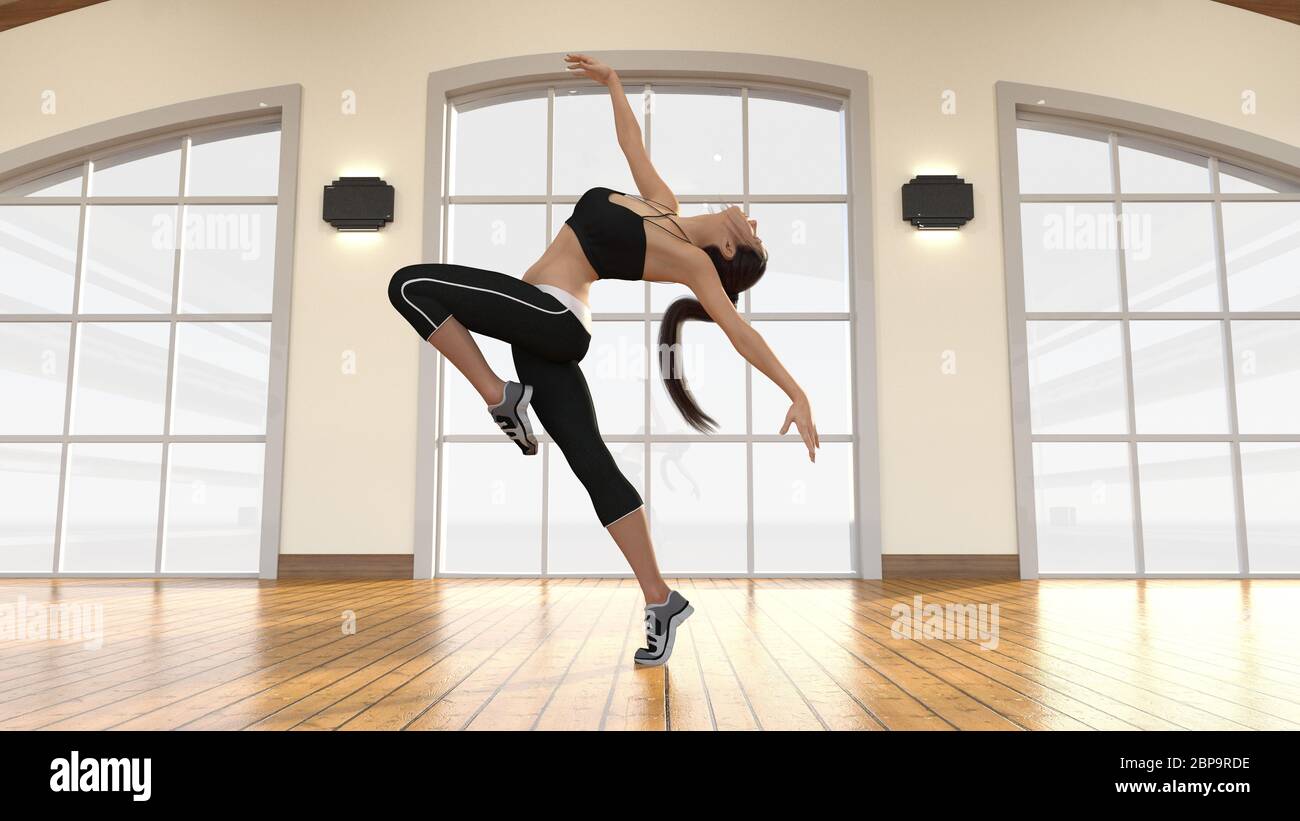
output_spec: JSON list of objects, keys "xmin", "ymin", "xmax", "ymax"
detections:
[{"xmin": 564, "ymin": 187, "xmax": 686, "ymax": 281}]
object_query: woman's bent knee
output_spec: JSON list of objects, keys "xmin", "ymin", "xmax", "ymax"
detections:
[{"xmin": 387, "ymin": 264, "xmax": 418, "ymax": 307}]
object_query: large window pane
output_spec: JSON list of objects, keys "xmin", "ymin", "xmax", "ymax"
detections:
[
  {"xmin": 448, "ymin": 204, "xmax": 546, "ymax": 275},
  {"xmin": 1032, "ymin": 442, "xmax": 1135, "ymax": 573},
  {"xmin": 650, "ymin": 320, "xmax": 745, "ymax": 434},
  {"xmin": 746, "ymin": 203, "xmax": 848, "ymax": 312},
  {"xmin": 451, "ymin": 93, "xmax": 546, "ymax": 195},
  {"xmin": 178, "ymin": 205, "xmax": 277, "ymax": 313},
  {"xmin": 171, "ymin": 322, "xmax": 271, "ymax": 435},
  {"xmin": 0, "ymin": 165, "xmax": 82, "ymax": 197},
  {"xmin": 649, "ymin": 443, "xmax": 746, "ymax": 573},
  {"xmin": 649, "ymin": 87, "xmax": 742, "ymax": 195},
  {"xmin": 1231, "ymin": 320, "xmax": 1300, "ymax": 434},
  {"xmin": 186, "ymin": 123, "xmax": 280, "ymax": 196},
  {"xmin": 1020, "ymin": 203, "xmax": 1121, "ymax": 311},
  {"xmin": 547, "ymin": 441, "xmax": 644, "ymax": 574},
  {"xmin": 1240, "ymin": 443, "xmax": 1300, "ymax": 573},
  {"xmin": 0, "ymin": 205, "xmax": 80, "ymax": 313},
  {"xmin": 90, "ymin": 140, "xmax": 180, "ymax": 196},
  {"xmin": 1222, "ymin": 202, "xmax": 1300, "ymax": 311},
  {"xmin": 70, "ymin": 322, "xmax": 170, "ymax": 435},
  {"xmin": 441, "ymin": 443, "xmax": 541, "ymax": 573},
  {"xmin": 1027, "ymin": 321, "xmax": 1127, "ymax": 434},
  {"xmin": 1137, "ymin": 443, "xmax": 1238, "ymax": 573},
  {"xmin": 553, "ymin": 86, "xmax": 643, "ymax": 195},
  {"xmin": 1117, "ymin": 139, "xmax": 1210, "ymax": 194},
  {"xmin": 1016, "ymin": 127, "xmax": 1112, "ymax": 194},
  {"xmin": 0, "ymin": 323, "xmax": 70, "ymax": 434},
  {"xmin": 61, "ymin": 443, "xmax": 162, "ymax": 573},
  {"xmin": 0, "ymin": 444, "xmax": 62, "ymax": 572},
  {"xmin": 753, "ymin": 442, "xmax": 853, "ymax": 573},
  {"xmin": 751, "ymin": 321, "xmax": 851, "ymax": 434},
  {"xmin": 581, "ymin": 321, "xmax": 645, "ymax": 436},
  {"xmin": 1129, "ymin": 320, "xmax": 1229, "ymax": 434},
  {"xmin": 748, "ymin": 91, "xmax": 844, "ymax": 195},
  {"xmin": 1122, "ymin": 202, "xmax": 1218, "ymax": 311},
  {"xmin": 163, "ymin": 443, "xmax": 264, "ymax": 573},
  {"xmin": 81, "ymin": 205, "xmax": 177, "ymax": 313}
]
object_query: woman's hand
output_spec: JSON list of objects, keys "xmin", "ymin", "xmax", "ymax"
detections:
[
  {"xmin": 564, "ymin": 53, "xmax": 616, "ymax": 86},
  {"xmin": 781, "ymin": 395, "xmax": 820, "ymax": 463}
]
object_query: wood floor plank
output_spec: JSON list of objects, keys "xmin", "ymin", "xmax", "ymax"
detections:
[
  {"xmin": 535, "ymin": 583, "xmax": 657, "ymax": 730},
  {"xmin": 763, "ymin": 585, "xmax": 1030, "ymax": 730},
  {"xmin": 710, "ymin": 583, "xmax": 881, "ymax": 730},
  {"xmin": 35, "ymin": 583, "xmax": 497, "ymax": 730},
  {"xmin": 0, "ymin": 580, "xmax": 442, "ymax": 727},
  {"xmin": 688, "ymin": 585, "xmax": 823, "ymax": 731},
  {"xmin": 746, "ymin": 580, "xmax": 950, "ymax": 730},
  {"xmin": 466, "ymin": 581, "xmax": 622, "ymax": 730},
  {"xmin": 1, "ymin": 577, "xmax": 1296, "ymax": 730},
  {"xmin": 170, "ymin": 582, "xmax": 532, "ymax": 729},
  {"xmin": 895, "ymin": 579, "xmax": 1300, "ymax": 729},
  {"xmin": 294, "ymin": 581, "xmax": 557, "ymax": 730},
  {"xmin": 601, "ymin": 581, "xmax": 668, "ymax": 731},
  {"xmin": 392, "ymin": 580, "xmax": 600, "ymax": 731},
  {"xmin": 670, "ymin": 580, "xmax": 758, "ymax": 730}
]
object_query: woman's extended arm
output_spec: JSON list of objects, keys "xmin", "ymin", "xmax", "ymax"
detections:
[
  {"xmin": 564, "ymin": 53, "xmax": 678, "ymax": 211},
  {"xmin": 690, "ymin": 264, "xmax": 821, "ymax": 461}
]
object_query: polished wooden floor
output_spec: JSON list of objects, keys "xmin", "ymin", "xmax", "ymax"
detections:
[{"xmin": 1, "ymin": 577, "xmax": 1297, "ymax": 730}]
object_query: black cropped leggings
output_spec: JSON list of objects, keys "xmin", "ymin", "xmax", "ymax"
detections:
[{"xmin": 388, "ymin": 263, "xmax": 643, "ymax": 527}]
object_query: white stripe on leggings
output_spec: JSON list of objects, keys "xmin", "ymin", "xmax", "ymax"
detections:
[{"xmin": 399, "ymin": 276, "xmax": 568, "ymax": 334}]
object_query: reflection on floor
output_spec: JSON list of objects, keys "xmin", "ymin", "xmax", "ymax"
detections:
[{"xmin": 0, "ymin": 577, "xmax": 1296, "ymax": 730}]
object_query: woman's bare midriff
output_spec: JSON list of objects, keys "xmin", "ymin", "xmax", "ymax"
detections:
[
  {"xmin": 521, "ymin": 193, "xmax": 689, "ymax": 304},
  {"xmin": 520, "ymin": 225, "xmax": 598, "ymax": 304}
]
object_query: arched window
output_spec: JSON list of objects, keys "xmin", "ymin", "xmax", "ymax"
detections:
[
  {"xmin": 999, "ymin": 83, "xmax": 1300, "ymax": 578},
  {"xmin": 421, "ymin": 55, "xmax": 877, "ymax": 578},
  {"xmin": 0, "ymin": 87, "xmax": 300, "ymax": 577}
]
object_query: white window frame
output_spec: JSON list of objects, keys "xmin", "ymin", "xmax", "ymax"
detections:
[
  {"xmin": 996, "ymin": 81, "xmax": 1300, "ymax": 580},
  {"xmin": 416, "ymin": 52, "xmax": 881, "ymax": 579},
  {"xmin": 0, "ymin": 85, "xmax": 302, "ymax": 579}
]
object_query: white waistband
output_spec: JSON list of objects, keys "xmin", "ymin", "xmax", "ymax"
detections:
[{"xmin": 533, "ymin": 284, "xmax": 592, "ymax": 333}]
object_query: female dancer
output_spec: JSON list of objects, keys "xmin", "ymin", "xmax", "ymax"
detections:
[{"xmin": 388, "ymin": 53, "xmax": 819, "ymax": 666}]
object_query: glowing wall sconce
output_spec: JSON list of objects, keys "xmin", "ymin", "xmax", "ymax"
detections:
[
  {"xmin": 901, "ymin": 174, "xmax": 973, "ymax": 230},
  {"xmin": 323, "ymin": 176, "xmax": 394, "ymax": 231}
]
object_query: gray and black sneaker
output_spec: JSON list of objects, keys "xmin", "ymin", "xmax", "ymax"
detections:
[
  {"xmin": 489, "ymin": 381, "xmax": 538, "ymax": 456},
  {"xmin": 634, "ymin": 590, "xmax": 694, "ymax": 666}
]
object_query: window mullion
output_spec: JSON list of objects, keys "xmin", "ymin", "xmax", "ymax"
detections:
[
  {"xmin": 643, "ymin": 83, "xmax": 653, "ymax": 525},
  {"xmin": 1211, "ymin": 155, "xmax": 1251, "ymax": 576},
  {"xmin": 152, "ymin": 135, "xmax": 190, "ymax": 575},
  {"xmin": 541, "ymin": 86, "xmax": 555, "ymax": 576},
  {"xmin": 433, "ymin": 101, "xmax": 454, "ymax": 578},
  {"xmin": 49, "ymin": 160, "xmax": 92, "ymax": 574},
  {"xmin": 1111, "ymin": 131, "xmax": 1147, "ymax": 577},
  {"xmin": 741, "ymin": 86, "xmax": 755, "ymax": 575}
]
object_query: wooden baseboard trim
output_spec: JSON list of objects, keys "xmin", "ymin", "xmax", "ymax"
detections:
[
  {"xmin": 882, "ymin": 554, "xmax": 1020, "ymax": 579},
  {"xmin": 277, "ymin": 554, "xmax": 413, "ymax": 579}
]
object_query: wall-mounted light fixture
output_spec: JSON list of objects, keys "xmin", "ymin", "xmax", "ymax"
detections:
[
  {"xmin": 902, "ymin": 174, "xmax": 973, "ymax": 230},
  {"xmin": 323, "ymin": 176, "xmax": 394, "ymax": 231}
]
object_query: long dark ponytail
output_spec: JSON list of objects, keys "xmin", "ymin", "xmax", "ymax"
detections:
[{"xmin": 658, "ymin": 244, "xmax": 767, "ymax": 432}]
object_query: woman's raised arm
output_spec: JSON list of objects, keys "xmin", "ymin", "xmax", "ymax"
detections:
[
  {"xmin": 686, "ymin": 261, "xmax": 820, "ymax": 462},
  {"xmin": 564, "ymin": 53, "xmax": 678, "ymax": 211}
]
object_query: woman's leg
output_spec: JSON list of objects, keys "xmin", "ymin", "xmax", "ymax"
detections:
[
  {"xmin": 387, "ymin": 263, "xmax": 588, "ymax": 404},
  {"xmin": 424, "ymin": 317, "xmax": 504, "ymax": 405},
  {"xmin": 512, "ymin": 346, "xmax": 668, "ymax": 604},
  {"xmin": 605, "ymin": 507, "xmax": 671, "ymax": 605}
]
